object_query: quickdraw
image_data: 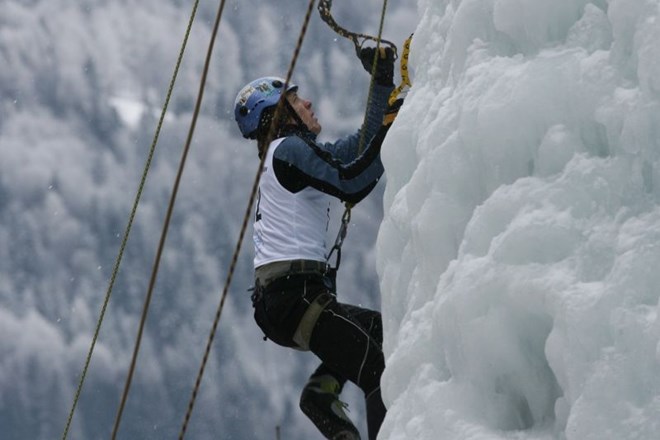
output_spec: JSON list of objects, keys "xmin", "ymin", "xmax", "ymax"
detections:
[
  {"xmin": 318, "ymin": 0, "xmax": 398, "ymax": 58},
  {"xmin": 326, "ymin": 206, "xmax": 351, "ymax": 270}
]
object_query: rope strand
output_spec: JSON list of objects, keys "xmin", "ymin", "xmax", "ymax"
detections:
[
  {"xmin": 177, "ymin": 0, "xmax": 317, "ymax": 438},
  {"xmin": 60, "ymin": 2, "xmax": 201, "ymax": 439},
  {"xmin": 110, "ymin": 0, "xmax": 228, "ymax": 437},
  {"xmin": 65, "ymin": 1, "xmax": 395, "ymax": 438},
  {"xmin": 357, "ymin": 0, "xmax": 390, "ymax": 156}
]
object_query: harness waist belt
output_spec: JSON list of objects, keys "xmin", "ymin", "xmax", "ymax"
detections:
[{"xmin": 255, "ymin": 259, "xmax": 328, "ymax": 287}]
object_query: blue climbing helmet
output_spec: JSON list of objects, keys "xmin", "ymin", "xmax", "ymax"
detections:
[{"xmin": 234, "ymin": 76, "xmax": 298, "ymax": 139}]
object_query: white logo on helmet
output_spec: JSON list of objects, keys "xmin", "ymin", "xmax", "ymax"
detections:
[{"xmin": 237, "ymin": 85, "xmax": 256, "ymax": 108}]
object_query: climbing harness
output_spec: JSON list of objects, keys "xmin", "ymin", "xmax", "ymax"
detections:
[{"xmin": 293, "ymin": 292, "xmax": 335, "ymax": 350}]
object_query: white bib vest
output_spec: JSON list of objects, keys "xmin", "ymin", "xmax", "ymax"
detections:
[{"xmin": 253, "ymin": 138, "xmax": 332, "ymax": 268}]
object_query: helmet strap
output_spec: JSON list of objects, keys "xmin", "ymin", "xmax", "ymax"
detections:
[
  {"xmin": 283, "ymin": 99, "xmax": 306, "ymax": 130},
  {"xmin": 255, "ymin": 97, "xmax": 311, "ymax": 158}
]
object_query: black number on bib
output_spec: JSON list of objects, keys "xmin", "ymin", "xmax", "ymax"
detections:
[{"xmin": 255, "ymin": 189, "xmax": 262, "ymax": 222}]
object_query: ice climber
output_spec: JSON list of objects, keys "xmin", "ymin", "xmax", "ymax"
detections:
[{"xmin": 233, "ymin": 47, "xmax": 402, "ymax": 440}]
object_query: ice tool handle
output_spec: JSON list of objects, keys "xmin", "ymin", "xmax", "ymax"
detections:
[{"xmin": 318, "ymin": 0, "xmax": 398, "ymax": 59}]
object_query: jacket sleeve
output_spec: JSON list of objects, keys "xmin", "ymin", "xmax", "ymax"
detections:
[
  {"xmin": 319, "ymin": 83, "xmax": 394, "ymax": 164},
  {"xmin": 272, "ymin": 124, "xmax": 392, "ymax": 204}
]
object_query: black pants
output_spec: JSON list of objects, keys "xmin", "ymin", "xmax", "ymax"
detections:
[{"xmin": 252, "ymin": 273, "xmax": 386, "ymax": 440}]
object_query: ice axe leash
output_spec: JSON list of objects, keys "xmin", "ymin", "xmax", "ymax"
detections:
[
  {"xmin": 318, "ymin": 0, "xmax": 398, "ymax": 58},
  {"xmin": 317, "ymin": 0, "xmax": 413, "ymax": 106}
]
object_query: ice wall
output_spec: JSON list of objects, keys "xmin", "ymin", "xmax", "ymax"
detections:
[
  {"xmin": 378, "ymin": 0, "xmax": 660, "ymax": 438},
  {"xmin": 0, "ymin": 1, "xmax": 416, "ymax": 438}
]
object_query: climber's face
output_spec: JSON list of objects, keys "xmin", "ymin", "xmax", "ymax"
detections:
[{"xmin": 287, "ymin": 91, "xmax": 322, "ymax": 135}]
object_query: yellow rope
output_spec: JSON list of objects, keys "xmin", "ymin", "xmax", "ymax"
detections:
[
  {"xmin": 177, "ymin": 0, "xmax": 317, "ymax": 438},
  {"xmin": 60, "ymin": 2, "xmax": 201, "ymax": 439}
]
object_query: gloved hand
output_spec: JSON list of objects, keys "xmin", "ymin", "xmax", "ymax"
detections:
[
  {"xmin": 358, "ymin": 46, "xmax": 395, "ymax": 86},
  {"xmin": 382, "ymin": 98, "xmax": 404, "ymax": 126}
]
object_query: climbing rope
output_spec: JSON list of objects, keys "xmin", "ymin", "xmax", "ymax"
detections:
[
  {"xmin": 323, "ymin": 0, "xmax": 392, "ymax": 270},
  {"xmin": 109, "ymin": 0, "xmax": 230, "ymax": 437},
  {"xmin": 177, "ymin": 1, "xmax": 317, "ymax": 438},
  {"xmin": 356, "ymin": 0, "xmax": 391, "ymax": 156},
  {"xmin": 63, "ymin": 0, "xmax": 403, "ymax": 437},
  {"xmin": 60, "ymin": 2, "xmax": 201, "ymax": 439}
]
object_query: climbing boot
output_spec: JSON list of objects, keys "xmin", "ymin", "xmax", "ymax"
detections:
[{"xmin": 300, "ymin": 374, "xmax": 361, "ymax": 440}]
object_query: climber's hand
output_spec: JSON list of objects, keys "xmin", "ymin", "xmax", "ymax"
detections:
[{"xmin": 358, "ymin": 46, "xmax": 395, "ymax": 86}]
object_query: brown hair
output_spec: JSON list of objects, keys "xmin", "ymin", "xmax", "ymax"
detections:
[{"xmin": 255, "ymin": 105, "xmax": 293, "ymax": 157}]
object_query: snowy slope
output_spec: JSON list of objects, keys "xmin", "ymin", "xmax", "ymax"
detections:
[{"xmin": 378, "ymin": 0, "xmax": 660, "ymax": 439}]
